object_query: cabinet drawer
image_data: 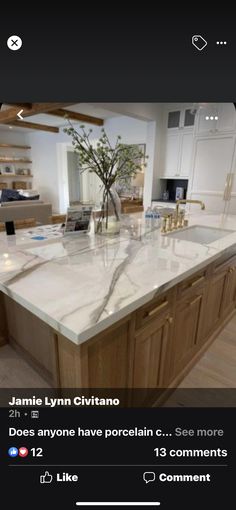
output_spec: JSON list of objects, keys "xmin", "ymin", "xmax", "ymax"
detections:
[
  {"xmin": 213, "ymin": 253, "xmax": 236, "ymax": 274},
  {"xmin": 135, "ymin": 289, "xmax": 174, "ymax": 330},
  {"xmin": 177, "ymin": 268, "xmax": 208, "ymax": 298}
]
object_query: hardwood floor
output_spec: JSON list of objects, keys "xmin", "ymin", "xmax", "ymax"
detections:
[
  {"xmin": 0, "ymin": 315, "xmax": 235, "ymax": 390},
  {"xmin": 0, "ymin": 345, "xmax": 50, "ymax": 388}
]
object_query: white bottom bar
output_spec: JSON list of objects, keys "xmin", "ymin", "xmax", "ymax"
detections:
[{"xmin": 76, "ymin": 504, "xmax": 160, "ymax": 507}]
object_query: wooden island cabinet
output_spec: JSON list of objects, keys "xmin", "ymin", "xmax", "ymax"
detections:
[{"xmin": 1, "ymin": 250, "xmax": 236, "ymax": 400}]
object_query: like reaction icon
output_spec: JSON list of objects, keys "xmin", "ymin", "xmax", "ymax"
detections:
[
  {"xmin": 8, "ymin": 447, "xmax": 18, "ymax": 458},
  {"xmin": 40, "ymin": 471, "xmax": 53, "ymax": 484}
]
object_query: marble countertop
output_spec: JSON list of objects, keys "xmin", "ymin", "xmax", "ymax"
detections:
[{"xmin": 1, "ymin": 212, "xmax": 236, "ymax": 345}]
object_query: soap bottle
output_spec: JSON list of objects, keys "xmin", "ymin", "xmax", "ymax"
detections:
[{"xmin": 145, "ymin": 206, "xmax": 153, "ymax": 229}]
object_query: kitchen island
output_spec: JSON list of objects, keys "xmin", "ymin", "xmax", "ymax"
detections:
[{"xmin": 0, "ymin": 214, "xmax": 236, "ymax": 397}]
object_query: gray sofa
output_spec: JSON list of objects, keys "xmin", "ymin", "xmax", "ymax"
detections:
[{"xmin": 0, "ymin": 201, "xmax": 52, "ymax": 225}]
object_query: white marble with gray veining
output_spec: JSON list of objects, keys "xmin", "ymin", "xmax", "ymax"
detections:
[{"xmin": 0, "ymin": 212, "xmax": 236, "ymax": 345}]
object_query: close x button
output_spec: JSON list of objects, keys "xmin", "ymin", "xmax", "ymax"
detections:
[{"xmin": 7, "ymin": 35, "xmax": 23, "ymax": 51}]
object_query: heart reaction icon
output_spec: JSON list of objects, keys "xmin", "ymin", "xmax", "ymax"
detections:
[{"xmin": 19, "ymin": 447, "xmax": 29, "ymax": 458}]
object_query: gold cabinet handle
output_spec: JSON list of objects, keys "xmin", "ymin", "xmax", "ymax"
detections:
[
  {"xmin": 189, "ymin": 295, "xmax": 202, "ymax": 307},
  {"xmin": 167, "ymin": 316, "xmax": 173, "ymax": 324},
  {"xmin": 147, "ymin": 300, "xmax": 169, "ymax": 317},
  {"xmin": 190, "ymin": 275, "xmax": 205, "ymax": 287}
]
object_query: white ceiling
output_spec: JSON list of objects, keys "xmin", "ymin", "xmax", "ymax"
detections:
[{"xmin": 0, "ymin": 103, "xmax": 120, "ymax": 133}]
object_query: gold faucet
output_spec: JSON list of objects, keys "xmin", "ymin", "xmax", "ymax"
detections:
[{"xmin": 175, "ymin": 199, "xmax": 205, "ymax": 227}]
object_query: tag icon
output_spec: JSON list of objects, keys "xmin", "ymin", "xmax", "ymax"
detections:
[{"xmin": 192, "ymin": 35, "xmax": 208, "ymax": 51}]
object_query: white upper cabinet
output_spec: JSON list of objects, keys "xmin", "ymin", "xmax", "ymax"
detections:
[
  {"xmin": 217, "ymin": 103, "xmax": 236, "ymax": 133},
  {"xmin": 162, "ymin": 131, "xmax": 193, "ymax": 179},
  {"xmin": 195, "ymin": 103, "xmax": 236, "ymax": 135},
  {"xmin": 179, "ymin": 132, "xmax": 194, "ymax": 177},
  {"xmin": 167, "ymin": 107, "xmax": 196, "ymax": 131},
  {"xmin": 164, "ymin": 133, "xmax": 181, "ymax": 177},
  {"xmin": 160, "ymin": 105, "xmax": 196, "ymax": 178}
]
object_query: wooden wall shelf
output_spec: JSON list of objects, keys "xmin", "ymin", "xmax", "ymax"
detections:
[
  {"xmin": 0, "ymin": 144, "xmax": 31, "ymax": 149},
  {"xmin": 0, "ymin": 159, "xmax": 32, "ymax": 163},
  {"xmin": 0, "ymin": 174, "xmax": 33, "ymax": 178}
]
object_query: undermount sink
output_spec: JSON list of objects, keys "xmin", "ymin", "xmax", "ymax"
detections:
[{"xmin": 165, "ymin": 225, "xmax": 234, "ymax": 244}]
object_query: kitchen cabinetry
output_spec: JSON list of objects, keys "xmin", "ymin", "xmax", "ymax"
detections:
[
  {"xmin": 58, "ymin": 318, "xmax": 132, "ymax": 388},
  {"xmin": 55, "ymin": 253, "xmax": 236, "ymax": 393},
  {"xmin": 202, "ymin": 266, "xmax": 228, "ymax": 340},
  {"xmin": 162, "ymin": 131, "xmax": 193, "ymax": 178},
  {"xmin": 188, "ymin": 134, "xmax": 236, "ymax": 213},
  {"xmin": 170, "ymin": 271, "xmax": 208, "ymax": 378},
  {"xmin": 203, "ymin": 255, "xmax": 236, "ymax": 340},
  {"xmin": 220, "ymin": 255, "xmax": 236, "ymax": 318},
  {"xmin": 133, "ymin": 314, "xmax": 171, "ymax": 389},
  {"xmin": 167, "ymin": 108, "xmax": 196, "ymax": 131},
  {"xmin": 2, "ymin": 250, "xmax": 236, "ymax": 398},
  {"xmin": 196, "ymin": 103, "xmax": 236, "ymax": 136},
  {"xmin": 161, "ymin": 103, "xmax": 236, "ymax": 212},
  {"xmin": 133, "ymin": 293, "xmax": 174, "ymax": 388}
]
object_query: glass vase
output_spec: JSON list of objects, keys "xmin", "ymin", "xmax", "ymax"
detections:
[{"xmin": 95, "ymin": 186, "xmax": 121, "ymax": 235}]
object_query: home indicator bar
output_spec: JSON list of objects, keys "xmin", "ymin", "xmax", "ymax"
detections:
[{"xmin": 75, "ymin": 504, "xmax": 161, "ymax": 507}]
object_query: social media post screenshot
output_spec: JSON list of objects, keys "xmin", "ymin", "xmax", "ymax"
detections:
[{"xmin": 0, "ymin": 13, "xmax": 236, "ymax": 510}]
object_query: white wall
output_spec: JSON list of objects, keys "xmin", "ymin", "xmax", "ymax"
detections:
[
  {"xmin": 104, "ymin": 115, "xmax": 148, "ymax": 144},
  {"xmin": 0, "ymin": 129, "xmax": 28, "ymax": 145}
]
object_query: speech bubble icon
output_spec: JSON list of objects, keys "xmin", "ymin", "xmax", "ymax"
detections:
[{"xmin": 143, "ymin": 471, "xmax": 156, "ymax": 484}]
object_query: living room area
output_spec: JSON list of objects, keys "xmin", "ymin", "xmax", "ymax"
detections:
[{"xmin": 0, "ymin": 103, "xmax": 154, "ymax": 232}]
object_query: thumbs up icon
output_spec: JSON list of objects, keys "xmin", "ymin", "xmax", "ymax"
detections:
[{"xmin": 40, "ymin": 471, "xmax": 53, "ymax": 484}]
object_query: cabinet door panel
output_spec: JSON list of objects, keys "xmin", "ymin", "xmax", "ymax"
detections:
[
  {"xmin": 217, "ymin": 103, "xmax": 236, "ymax": 133},
  {"xmin": 163, "ymin": 134, "xmax": 181, "ymax": 177},
  {"xmin": 172, "ymin": 290, "xmax": 205, "ymax": 377},
  {"xmin": 221, "ymin": 257, "xmax": 236, "ymax": 317},
  {"xmin": 203, "ymin": 270, "xmax": 228, "ymax": 338},
  {"xmin": 196, "ymin": 105, "xmax": 218, "ymax": 134},
  {"xmin": 167, "ymin": 110, "xmax": 181, "ymax": 129},
  {"xmin": 179, "ymin": 132, "xmax": 193, "ymax": 177},
  {"xmin": 86, "ymin": 322, "xmax": 131, "ymax": 388},
  {"xmin": 133, "ymin": 317, "xmax": 170, "ymax": 388},
  {"xmin": 184, "ymin": 109, "xmax": 196, "ymax": 128},
  {"xmin": 192, "ymin": 136, "xmax": 235, "ymax": 192}
]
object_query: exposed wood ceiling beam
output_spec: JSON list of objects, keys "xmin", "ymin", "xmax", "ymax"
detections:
[
  {"xmin": 11, "ymin": 120, "xmax": 59, "ymax": 133},
  {"xmin": 0, "ymin": 103, "xmax": 72, "ymax": 124},
  {"xmin": 47, "ymin": 108, "xmax": 104, "ymax": 126},
  {"xmin": 6, "ymin": 103, "xmax": 33, "ymax": 109}
]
